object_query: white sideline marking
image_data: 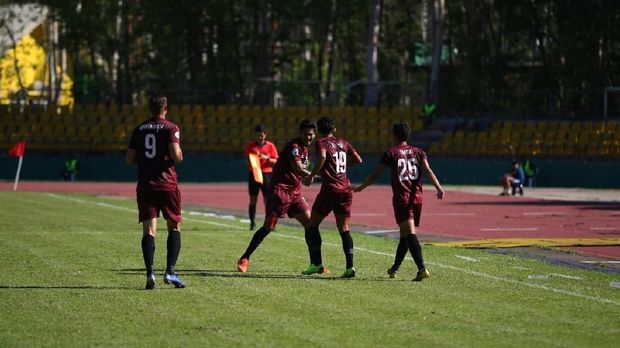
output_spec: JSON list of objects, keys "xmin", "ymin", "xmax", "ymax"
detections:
[
  {"xmin": 590, "ymin": 227, "xmax": 619, "ymax": 231},
  {"xmin": 523, "ymin": 212, "xmax": 565, "ymax": 216},
  {"xmin": 480, "ymin": 227, "xmax": 539, "ymax": 231},
  {"xmin": 512, "ymin": 266, "xmax": 531, "ymax": 270},
  {"xmin": 550, "ymin": 273, "xmax": 583, "ymax": 280},
  {"xmin": 455, "ymin": 255, "xmax": 479, "ymax": 262},
  {"xmin": 365, "ymin": 229, "xmax": 400, "ymax": 234},
  {"xmin": 582, "ymin": 260, "xmax": 620, "ymax": 264},
  {"xmin": 45, "ymin": 193, "xmax": 620, "ymax": 306}
]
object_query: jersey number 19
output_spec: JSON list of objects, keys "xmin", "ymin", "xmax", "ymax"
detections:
[{"xmin": 333, "ymin": 151, "xmax": 347, "ymax": 174}]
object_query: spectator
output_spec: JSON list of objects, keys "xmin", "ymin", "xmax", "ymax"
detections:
[
  {"xmin": 522, "ymin": 158, "xmax": 538, "ymax": 187},
  {"xmin": 499, "ymin": 159, "xmax": 524, "ymax": 196},
  {"xmin": 62, "ymin": 155, "xmax": 79, "ymax": 181}
]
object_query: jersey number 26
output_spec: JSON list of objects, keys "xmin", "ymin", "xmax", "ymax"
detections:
[{"xmin": 397, "ymin": 158, "xmax": 419, "ymax": 182}]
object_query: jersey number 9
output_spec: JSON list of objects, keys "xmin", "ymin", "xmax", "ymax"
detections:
[{"xmin": 145, "ymin": 134, "xmax": 157, "ymax": 159}]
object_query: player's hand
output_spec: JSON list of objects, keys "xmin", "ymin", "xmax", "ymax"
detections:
[
  {"xmin": 436, "ymin": 189, "xmax": 445, "ymax": 200},
  {"xmin": 302, "ymin": 176, "xmax": 314, "ymax": 186},
  {"xmin": 260, "ymin": 154, "xmax": 269, "ymax": 160}
]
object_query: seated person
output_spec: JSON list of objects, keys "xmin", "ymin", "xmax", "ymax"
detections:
[{"xmin": 498, "ymin": 160, "xmax": 524, "ymax": 196}]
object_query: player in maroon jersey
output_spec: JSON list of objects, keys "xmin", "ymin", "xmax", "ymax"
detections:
[
  {"xmin": 245, "ymin": 124, "xmax": 279, "ymax": 230},
  {"xmin": 237, "ymin": 119, "xmax": 317, "ymax": 273},
  {"xmin": 126, "ymin": 94, "xmax": 185, "ymax": 290},
  {"xmin": 301, "ymin": 116, "xmax": 362, "ymax": 277},
  {"xmin": 353, "ymin": 122, "xmax": 445, "ymax": 281}
]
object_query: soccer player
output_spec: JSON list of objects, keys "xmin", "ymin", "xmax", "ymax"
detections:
[
  {"xmin": 353, "ymin": 122, "xmax": 445, "ymax": 281},
  {"xmin": 245, "ymin": 124, "xmax": 278, "ymax": 230},
  {"xmin": 126, "ymin": 94, "xmax": 186, "ymax": 290},
  {"xmin": 301, "ymin": 116, "xmax": 362, "ymax": 277},
  {"xmin": 237, "ymin": 119, "xmax": 317, "ymax": 273}
]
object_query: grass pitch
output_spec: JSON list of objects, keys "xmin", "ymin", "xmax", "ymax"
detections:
[{"xmin": 0, "ymin": 191, "xmax": 618, "ymax": 347}]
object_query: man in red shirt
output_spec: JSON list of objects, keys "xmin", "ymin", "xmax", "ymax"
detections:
[
  {"xmin": 126, "ymin": 95, "xmax": 185, "ymax": 290},
  {"xmin": 245, "ymin": 124, "xmax": 278, "ymax": 230},
  {"xmin": 302, "ymin": 116, "xmax": 362, "ymax": 277},
  {"xmin": 353, "ymin": 122, "xmax": 445, "ymax": 281},
  {"xmin": 237, "ymin": 119, "xmax": 317, "ymax": 273}
]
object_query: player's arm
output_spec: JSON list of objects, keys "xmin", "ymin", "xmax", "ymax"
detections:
[
  {"xmin": 303, "ymin": 147, "xmax": 327, "ymax": 186},
  {"xmin": 422, "ymin": 157, "xmax": 445, "ymax": 199},
  {"xmin": 352, "ymin": 164, "xmax": 386, "ymax": 192},
  {"xmin": 290, "ymin": 157, "xmax": 311, "ymax": 178},
  {"xmin": 126, "ymin": 148, "xmax": 137, "ymax": 165},
  {"xmin": 169, "ymin": 142, "xmax": 183, "ymax": 163},
  {"xmin": 347, "ymin": 150, "xmax": 363, "ymax": 168}
]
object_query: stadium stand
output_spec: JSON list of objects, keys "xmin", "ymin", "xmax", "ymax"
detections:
[{"xmin": 1, "ymin": 104, "xmax": 618, "ymax": 157}]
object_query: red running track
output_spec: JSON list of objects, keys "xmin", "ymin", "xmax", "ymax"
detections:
[{"xmin": 2, "ymin": 181, "xmax": 619, "ymax": 259}]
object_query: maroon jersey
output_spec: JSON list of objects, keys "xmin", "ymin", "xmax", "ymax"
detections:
[
  {"xmin": 128, "ymin": 117, "xmax": 180, "ymax": 191},
  {"xmin": 380, "ymin": 144, "xmax": 426, "ymax": 206},
  {"xmin": 270, "ymin": 137, "xmax": 309, "ymax": 194},
  {"xmin": 315, "ymin": 136, "xmax": 357, "ymax": 191}
]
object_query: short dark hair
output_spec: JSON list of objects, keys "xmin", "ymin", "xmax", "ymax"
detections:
[
  {"xmin": 299, "ymin": 118, "xmax": 317, "ymax": 132},
  {"xmin": 392, "ymin": 122, "xmax": 410, "ymax": 142},
  {"xmin": 317, "ymin": 116, "xmax": 336, "ymax": 135},
  {"xmin": 254, "ymin": 124, "xmax": 267, "ymax": 133},
  {"xmin": 148, "ymin": 94, "xmax": 167, "ymax": 116}
]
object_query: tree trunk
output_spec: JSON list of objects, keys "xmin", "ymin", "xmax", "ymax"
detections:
[
  {"xmin": 365, "ymin": 0, "xmax": 381, "ymax": 107},
  {"xmin": 427, "ymin": 0, "xmax": 444, "ymax": 107}
]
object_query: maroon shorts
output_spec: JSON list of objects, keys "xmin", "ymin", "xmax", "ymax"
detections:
[
  {"xmin": 393, "ymin": 203, "xmax": 422, "ymax": 226},
  {"xmin": 265, "ymin": 187, "xmax": 309, "ymax": 229},
  {"xmin": 311, "ymin": 189, "xmax": 352, "ymax": 217},
  {"xmin": 137, "ymin": 188, "xmax": 182, "ymax": 223}
]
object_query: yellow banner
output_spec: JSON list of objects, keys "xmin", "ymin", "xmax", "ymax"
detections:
[{"xmin": 249, "ymin": 153, "xmax": 263, "ymax": 184}]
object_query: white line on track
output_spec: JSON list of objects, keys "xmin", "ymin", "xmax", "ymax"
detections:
[
  {"xmin": 480, "ymin": 227, "xmax": 539, "ymax": 231},
  {"xmin": 365, "ymin": 229, "xmax": 400, "ymax": 234},
  {"xmin": 523, "ymin": 212, "xmax": 565, "ymax": 216},
  {"xmin": 581, "ymin": 260, "xmax": 620, "ymax": 264},
  {"xmin": 589, "ymin": 227, "xmax": 619, "ymax": 231},
  {"xmin": 44, "ymin": 192, "xmax": 620, "ymax": 306},
  {"xmin": 424, "ymin": 213, "xmax": 476, "ymax": 216}
]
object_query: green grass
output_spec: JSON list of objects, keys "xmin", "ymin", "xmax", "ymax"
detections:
[{"xmin": 0, "ymin": 191, "xmax": 618, "ymax": 347}]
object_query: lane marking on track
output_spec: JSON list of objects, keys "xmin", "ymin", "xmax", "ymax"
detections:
[
  {"xmin": 581, "ymin": 260, "xmax": 620, "ymax": 264},
  {"xmin": 45, "ymin": 192, "xmax": 620, "ymax": 306},
  {"xmin": 523, "ymin": 212, "xmax": 565, "ymax": 216},
  {"xmin": 424, "ymin": 213, "xmax": 476, "ymax": 216},
  {"xmin": 365, "ymin": 229, "xmax": 400, "ymax": 234},
  {"xmin": 480, "ymin": 227, "xmax": 539, "ymax": 231},
  {"xmin": 590, "ymin": 227, "xmax": 619, "ymax": 231}
]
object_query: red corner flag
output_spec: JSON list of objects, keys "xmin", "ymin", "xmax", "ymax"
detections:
[{"xmin": 8, "ymin": 140, "xmax": 26, "ymax": 157}]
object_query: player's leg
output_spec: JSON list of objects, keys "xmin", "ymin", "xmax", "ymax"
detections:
[
  {"xmin": 137, "ymin": 189, "xmax": 158, "ymax": 289},
  {"xmin": 304, "ymin": 212, "xmax": 326, "ymax": 270},
  {"xmin": 248, "ymin": 172, "xmax": 260, "ymax": 230},
  {"xmin": 161, "ymin": 189, "xmax": 185, "ymax": 288},
  {"xmin": 335, "ymin": 214, "xmax": 355, "ymax": 278},
  {"xmin": 499, "ymin": 175, "xmax": 512, "ymax": 195},
  {"xmin": 388, "ymin": 205, "xmax": 408, "ymax": 278},
  {"xmin": 398, "ymin": 214, "xmax": 429, "ymax": 281},
  {"xmin": 335, "ymin": 191, "xmax": 355, "ymax": 277},
  {"xmin": 141, "ymin": 218, "xmax": 157, "ymax": 289},
  {"xmin": 238, "ymin": 188, "xmax": 283, "ymax": 272}
]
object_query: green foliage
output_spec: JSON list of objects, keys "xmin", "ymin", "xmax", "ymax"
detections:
[{"xmin": 0, "ymin": 192, "xmax": 618, "ymax": 346}]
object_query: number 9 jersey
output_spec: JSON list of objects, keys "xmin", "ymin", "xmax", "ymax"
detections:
[
  {"xmin": 128, "ymin": 117, "xmax": 181, "ymax": 191},
  {"xmin": 380, "ymin": 144, "xmax": 426, "ymax": 207}
]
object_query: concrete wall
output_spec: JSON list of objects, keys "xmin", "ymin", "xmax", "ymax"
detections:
[{"xmin": 1, "ymin": 151, "xmax": 619, "ymax": 188}]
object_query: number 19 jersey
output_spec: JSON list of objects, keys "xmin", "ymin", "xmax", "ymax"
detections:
[
  {"xmin": 128, "ymin": 117, "xmax": 181, "ymax": 191},
  {"xmin": 316, "ymin": 136, "xmax": 357, "ymax": 192},
  {"xmin": 380, "ymin": 144, "xmax": 426, "ymax": 206}
]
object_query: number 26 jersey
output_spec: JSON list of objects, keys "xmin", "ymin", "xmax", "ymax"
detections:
[
  {"xmin": 129, "ymin": 117, "xmax": 180, "ymax": 191},
  {"xmin": 380, "ymin": 144, "xmax": 426, "ymax": 206}
]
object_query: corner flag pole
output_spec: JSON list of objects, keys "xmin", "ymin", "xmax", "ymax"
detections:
[{"xmin": 13, "ymin": 155, "xmax": 23, "ymax": 191}]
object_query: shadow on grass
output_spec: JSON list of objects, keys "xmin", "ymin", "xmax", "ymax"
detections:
[
  {"xmin": 0, "ymin": 285, "xmax": 137, "ymax": 290},
  {"xmin": 114, "ymin": 268, "xmax": 404, "ymax": 282}
]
